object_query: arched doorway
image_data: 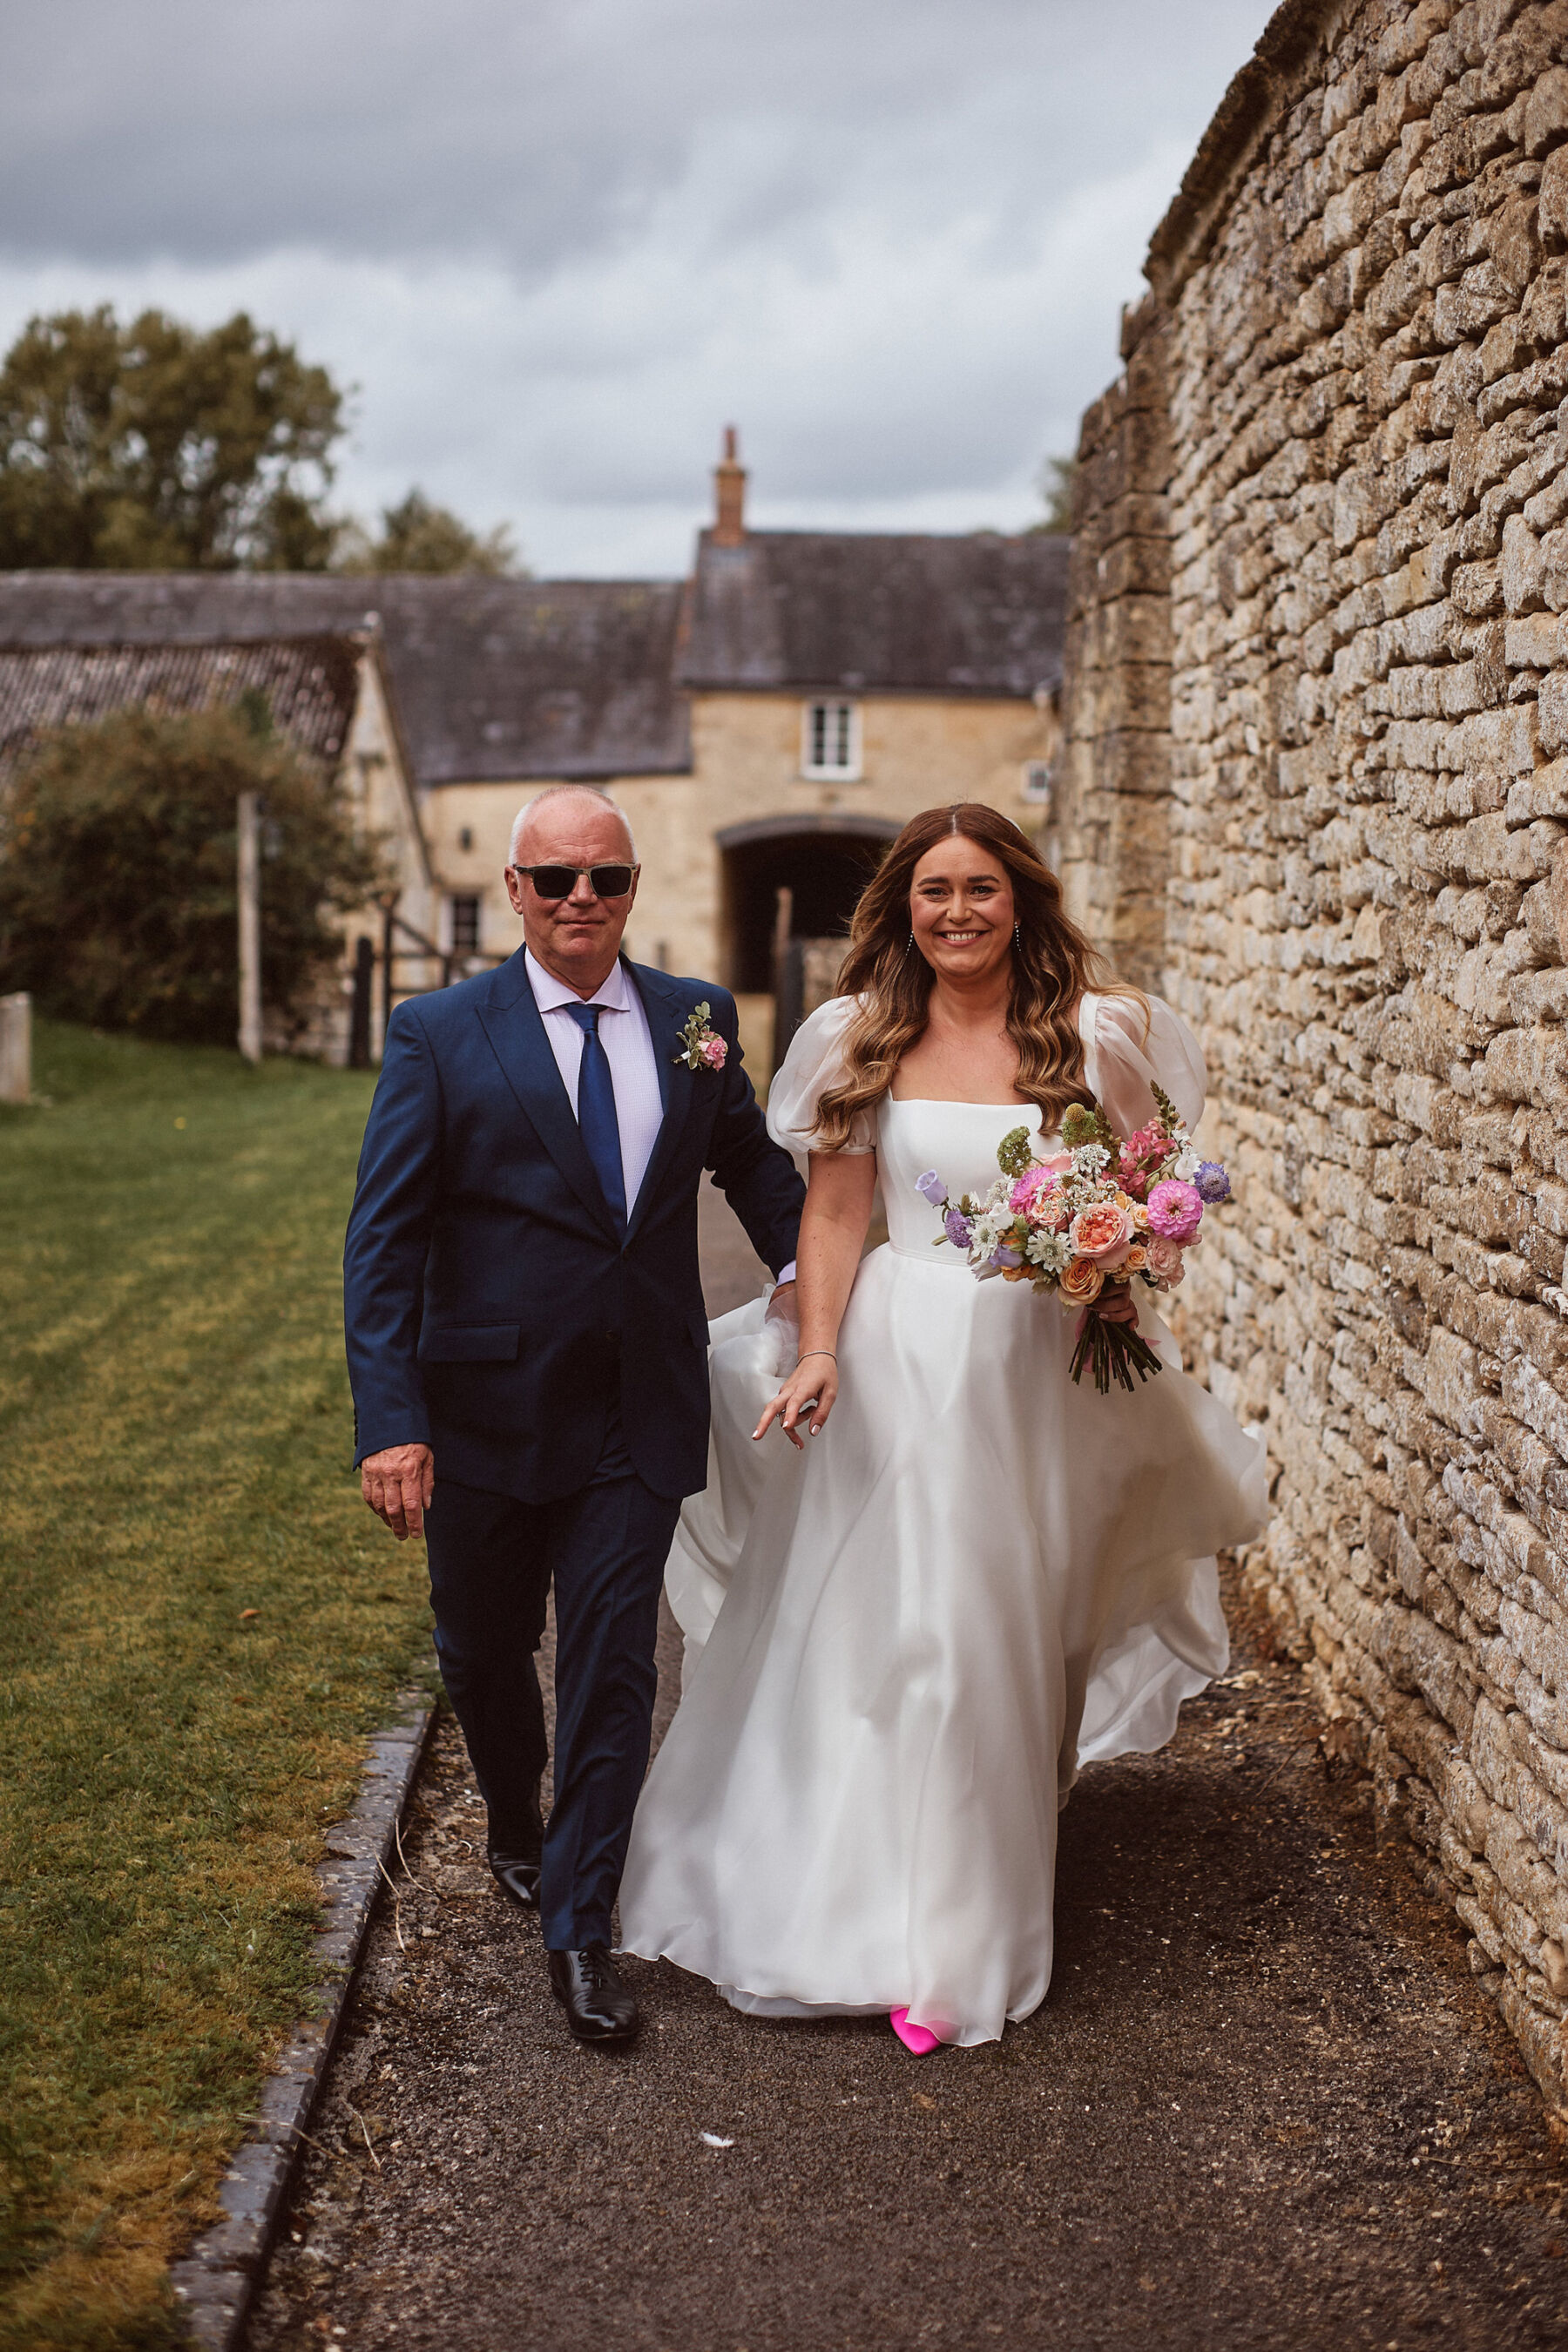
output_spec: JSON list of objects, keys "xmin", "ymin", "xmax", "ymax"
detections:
[
  {"xmin": 716, "ymin": 814, "xmax": 901, "ymax": 1077},
  {"xmin": 717, "ymin": 814, "xmax": 900, "ymax": 995}
]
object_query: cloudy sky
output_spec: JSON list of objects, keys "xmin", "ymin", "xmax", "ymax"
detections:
[{"xmin": 3, "ymin": 1, "xmax": 1278, "ymax": 578}]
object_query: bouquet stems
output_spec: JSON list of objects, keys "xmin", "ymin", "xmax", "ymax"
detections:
[{"xmin": 1069, "ymin": 1303, "xmax": 1165, "ymax": 1394}]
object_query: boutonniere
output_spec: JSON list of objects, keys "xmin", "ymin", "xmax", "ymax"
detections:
[{"xmin": 675, "ymin": 1001, "xmax": 728, "ymax": 1073}]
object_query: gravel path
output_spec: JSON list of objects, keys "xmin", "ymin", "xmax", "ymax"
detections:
[{"xmin": 251, "ymin": 1186, "xmax": 1568, "ymax": 2350}]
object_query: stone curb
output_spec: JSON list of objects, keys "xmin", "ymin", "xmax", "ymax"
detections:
[{"xmin": 169, "ymin": 1692, "xmax": 438, "ymax": 2349}]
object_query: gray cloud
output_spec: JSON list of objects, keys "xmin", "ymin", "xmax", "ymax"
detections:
[{"xmin": 1, "ymin": 1, "xmax": 1279, "ymax": 571}]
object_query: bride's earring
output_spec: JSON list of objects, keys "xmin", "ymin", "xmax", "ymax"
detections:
[
  {"xmin": 904, "ymin": 929, "xmax": 916, "ymax": 957},
  {"xmin": 1014, "ymin": 923, "xmax": 1022, "ymax": 950}
]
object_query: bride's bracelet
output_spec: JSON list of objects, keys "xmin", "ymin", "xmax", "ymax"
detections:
[{"xmin": 796, "ymin": 1349, "xmax": 837, "ymax": 1367}]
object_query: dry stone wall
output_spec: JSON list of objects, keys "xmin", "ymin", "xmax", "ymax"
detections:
[{"xmin": 1059, "ymin": 0, "xmax": 1568, "ymax": 2111}]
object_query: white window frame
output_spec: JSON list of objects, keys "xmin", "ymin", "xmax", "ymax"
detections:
[
  {"xmin": 448, "ymin": 891, "xmax": 482, "ymax": 957},
  {"xmin": 801, "ymin": 698, "xmax": 862, "ymax": 781}
]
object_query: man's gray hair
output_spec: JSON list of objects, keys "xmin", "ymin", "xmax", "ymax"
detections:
[{"xmin": 508, "ymin": 785, "xmax": 636, "ymax": 867}]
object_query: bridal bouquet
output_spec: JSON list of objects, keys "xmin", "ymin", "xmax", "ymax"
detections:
[{"xmin": 915, "ymin": 1086, "xmax": 1231, "ymax": 1394}]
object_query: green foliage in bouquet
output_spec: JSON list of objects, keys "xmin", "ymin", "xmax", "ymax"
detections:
[
  {"xmin": 1150, "ymin": 1079, "xmax": 1182, "ymax": 1132},
  {"xmin": 1061, "ymin": 1101, "xmax": 1118, "ymax": 1152}
]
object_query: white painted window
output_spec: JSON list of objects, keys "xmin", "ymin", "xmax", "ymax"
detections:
[
  {"xmin": 449, "ymin": 893, "xmax": 481, "ymax": 956},
  {"xmin": 801, "ymin": 699, "xmax": 862, "ymax": 781},
  {"xmin": 1021, "ymin": 760, "xmax": 1053, "ymax": 809}
]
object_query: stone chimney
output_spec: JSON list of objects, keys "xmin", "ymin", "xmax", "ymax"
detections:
[{"xmin": 712, "ymin": 425, "xmax": 747, "ymax": 546}]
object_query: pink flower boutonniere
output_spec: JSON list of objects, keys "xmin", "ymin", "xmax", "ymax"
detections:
[{"xmin": 675, "ymin": 1001, "xmax": 728, "ymax": 1073}]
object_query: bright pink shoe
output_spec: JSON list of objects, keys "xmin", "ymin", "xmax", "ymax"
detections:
[{"xmin": 890, "ymin": 2005, "xmax": 943, "ymax": 2056}]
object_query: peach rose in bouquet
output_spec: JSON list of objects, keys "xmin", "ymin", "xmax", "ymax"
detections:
[{"xmin": 1057, "ymin": 1255, "xmax": 1105, "ymax": 1307}]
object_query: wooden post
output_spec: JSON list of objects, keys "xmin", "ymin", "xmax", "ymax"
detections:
[
  {"xmin": 348, "ymin": 936, "xmax": 375, "ymax": 1070},
  {"xmin": 379, "ymin": 898, "xmax": 397, "ymax": 1061},
  {"xmin": 0, "ymin": 991, "xmax": 30, "ymax": 1105},
  {"xmin": 770, "ymin": 885, "xmax": 796, "ymax": 1076},
  {"xmin": 237, "ymin": 791, "xmax": 262, "ymax": 1064}
]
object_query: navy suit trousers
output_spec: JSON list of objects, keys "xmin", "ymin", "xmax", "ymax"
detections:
[{"xmin": 424, "ymin": 1427, "xmax": 680, "ymax": 1950}]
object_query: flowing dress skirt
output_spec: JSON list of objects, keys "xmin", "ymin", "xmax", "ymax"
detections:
[{"xmin": 619, "ymin": 1193, "xmax": 1267, "ymax": 2046}]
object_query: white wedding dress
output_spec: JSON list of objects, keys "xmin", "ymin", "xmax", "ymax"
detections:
[{"xmin": 618, "ymin": 992, "xmax": 1267, "ymax": 2046}]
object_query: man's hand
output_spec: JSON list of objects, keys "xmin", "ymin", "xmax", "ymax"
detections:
[
  {"xmin": 765, "ymin": 1278, "xmax": 798, "ymax": 1327},
  {"xmin": 361, "ymin": 1443, "xmax": 435, "ymax": 1540}
]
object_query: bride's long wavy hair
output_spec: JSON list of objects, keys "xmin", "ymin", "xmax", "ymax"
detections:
[{"xmin": 812, "ymin": 802, "xmax": 1137, "ymax": 1149}]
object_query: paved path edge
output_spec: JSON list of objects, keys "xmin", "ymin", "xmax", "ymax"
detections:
[{"xmin": 170, "ymin": 1692, "xmax": 439, "ymax": 2349}]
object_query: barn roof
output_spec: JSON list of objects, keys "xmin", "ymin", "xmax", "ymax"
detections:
[
  {"xmin": 675, "ymin": 529, "xmax": 1070, "ymax": 698},
  {"xmin": 0, "ymin": 632, "xmax": 362, "ymax": 784},
  {"xmin": 0, "ymin": 574, "xmax": 693, "ymax": 786}
]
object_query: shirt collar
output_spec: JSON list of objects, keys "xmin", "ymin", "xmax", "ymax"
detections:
[{"xmin": 524, "ymin": 945, "xmax": 630, "ymax": 1017}]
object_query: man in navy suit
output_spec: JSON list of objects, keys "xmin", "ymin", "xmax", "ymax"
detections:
[{"xmin": 344, "ymin": 786, "xmax": 804, "ymax": 2043}]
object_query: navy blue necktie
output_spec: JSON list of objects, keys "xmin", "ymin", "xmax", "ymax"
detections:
[{"xmin": 564, "ymin": 1002, "xmax": 626, "ymax": 1235}]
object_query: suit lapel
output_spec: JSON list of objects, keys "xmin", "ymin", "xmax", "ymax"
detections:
[
  {"xmin": 476, "ymin": 950, "xmax": 620, "ymax": 1243},
  {"xmin": 626, "ymin": 963, "xmax": 696, "ymax": 1240}
]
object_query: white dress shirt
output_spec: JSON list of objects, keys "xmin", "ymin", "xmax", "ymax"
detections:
[
  {"xmin": 524, "ymin": 948, "xmax": 795, "ymax": 1281},
  {"xmin": 525, "ymin": 949, "xmax": 666, "ymax": 1216}
]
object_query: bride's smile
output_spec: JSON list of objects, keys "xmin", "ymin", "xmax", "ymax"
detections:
[{"xmin": 911, "ymin": 835, "xmax": 1014, "ymax": 984}]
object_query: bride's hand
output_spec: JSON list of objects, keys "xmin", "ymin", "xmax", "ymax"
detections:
[{"xmin": 754, "ymin": 1352, "xmax": 839, "ymax": 1449}]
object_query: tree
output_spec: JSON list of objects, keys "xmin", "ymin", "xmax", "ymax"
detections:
[
  {"xmin": 335, "ymin": 487, "xmax": 523, "ymax": 576},
  {"xmin": 0, "ymin": 307, "xmax": 345, "ymax": 571},
  {"xmin": 1034, "ymin": 456, "xmax": 1078, "ymax": 534},
  {"xmin": 0, "ymin": 704, "xmax": 384, "ymax": 1044}
]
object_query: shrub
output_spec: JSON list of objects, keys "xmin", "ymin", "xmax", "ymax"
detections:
[{"xmin": 0, "ymin": 704, "xmax": 384, "ymax": 1044}]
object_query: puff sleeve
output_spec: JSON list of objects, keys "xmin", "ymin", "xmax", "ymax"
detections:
[
  {"xmin": 1078, "ymin": 992, "xmax": 1206, "ymax": 1138},
  {"xmin": 766, "ymin": 997, "xmax": 877, "ymax": 1162}
]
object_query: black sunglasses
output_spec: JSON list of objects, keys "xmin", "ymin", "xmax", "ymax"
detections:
[{"xmin": 510, "ymin": 862, "xmax": 639, "ymax": 901}]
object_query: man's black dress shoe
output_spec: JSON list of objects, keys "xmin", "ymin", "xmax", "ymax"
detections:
[
  {"xmin": 488, "ymin": 1848, "xmax": 541, "ymax": 1908},
  {"xmin": 487, "ymin": 1785, "xmax": 544, "ymax": 1909},
  {"xmin": 547, "ymin": 1944, "xmax": 639, "ymax": 2044}
]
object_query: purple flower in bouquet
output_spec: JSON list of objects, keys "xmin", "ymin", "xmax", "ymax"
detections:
[
  {"xmin": 943, "ymin": 1207, "xmax": 974, "ymax": 1247},
  {"xmin": 1145, "ymin": 1178, "xmax": 1204, "ymax": 1243},
  {"xmin": 915, "ymin": 1168, "xmax": 947, "ymax": 1207},
  {"xmin": 1193, "ymin": 1159, "xmax": 1231, "ymax": 1203}
]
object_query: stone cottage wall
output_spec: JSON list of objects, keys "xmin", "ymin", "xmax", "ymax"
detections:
[{"xmin": 1059, "ymin": 0, "xmax": 1568, "ymax": 2110}]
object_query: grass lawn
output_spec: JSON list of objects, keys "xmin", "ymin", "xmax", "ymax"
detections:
[{"xmin": 0, "ymin": 1023, "xmax": 436, "ymax": 2349}]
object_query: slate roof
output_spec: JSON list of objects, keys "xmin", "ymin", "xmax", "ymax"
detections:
[
  {"xmin": 0, "ymin": 574, "xmax": 693, "ymax": 786},
  {"xmin": 0, "ymin": 634, "xmax": 362, "ymax": 784},
  {"xmin": 675, "ymin": 530, "xmax": 1070, "ymax": 697},
  {"xmin": 0, "ymin": 537, "xmax": 1067, "ymax": 788}
]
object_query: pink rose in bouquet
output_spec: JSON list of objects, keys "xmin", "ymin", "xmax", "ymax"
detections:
[
  {"xmin": 1145, "ymin": 1233, "xmax": 1186, "ymax": 1284},
  {"xmin": 1145, "ymin": 1178, "xmax": 1204, "ymax": 1243},
  {"xmin": 700, "ymin": 1034, "xmax": 728, "ymax": 1071},
  {"xmin": 1069, "ymin": 1200, "xmax": 1134, "ymax": 1266}
]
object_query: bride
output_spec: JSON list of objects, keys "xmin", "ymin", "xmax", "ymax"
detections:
[{"xmin": 618, "ymin": 803, "xmax": 1266, "ymax": 2051}]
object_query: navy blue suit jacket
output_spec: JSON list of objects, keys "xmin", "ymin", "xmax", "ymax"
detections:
[{"xmin": 343, "ymin": 950, "xmax": 805, "ymax": 1504}]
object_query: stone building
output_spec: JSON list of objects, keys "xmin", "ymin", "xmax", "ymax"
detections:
[
  {"xmin": 0, "ymin": 444, "xmax": 1064, "ymax": 1072},
  {"xmin": 421, "ymin": 441, "xmax": 1065, "ymax": 1066},
  {"xmin": 1060, "ymin": 0, "xmax": 1568, "ymax": 2109}
]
